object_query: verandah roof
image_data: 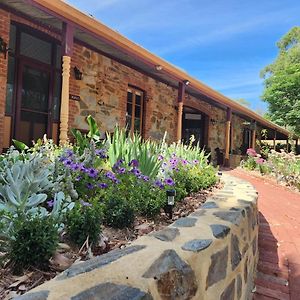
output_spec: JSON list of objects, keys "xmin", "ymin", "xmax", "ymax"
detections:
[{"xmin": 1, "ymin": 0, "xmax": 294, "ymax": 140}]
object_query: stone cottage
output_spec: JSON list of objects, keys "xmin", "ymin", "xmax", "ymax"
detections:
[{"xmin": 0, "ymin": 0, "xmax": 293, "ymax": 166}]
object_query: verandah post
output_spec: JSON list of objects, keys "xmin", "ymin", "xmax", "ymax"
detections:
[
  {"xmin": 224, "ymin": 107, "xmax": 232, "ymax": 167},
  {"xmin": 59, "ymin": 22, "xmax": 74, "ymax": 145},
  {"xmin": 176, "ymin": 81, "xmax": 185, "ymax": 141}
]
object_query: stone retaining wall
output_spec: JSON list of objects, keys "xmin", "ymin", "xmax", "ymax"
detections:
[{"xmin": 16, "ymin": 174, "xmax": 259, "ymax": 300}]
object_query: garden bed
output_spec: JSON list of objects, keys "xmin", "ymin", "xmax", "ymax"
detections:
[
  {"xmin": 0, "ymin": 116, "xmax": 219, "ymax": 299},
  {"xmin": 0, "ymin": 182, "xmax": 222, "ymax": 299},
  {"xmin": 241, "ymin": 148, "xmax": 300, "ymax": 192}
]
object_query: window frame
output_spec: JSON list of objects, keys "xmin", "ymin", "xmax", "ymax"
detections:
[{"xmin": 126, "ymin": 86, "xmax": 145, "ymax": 136}]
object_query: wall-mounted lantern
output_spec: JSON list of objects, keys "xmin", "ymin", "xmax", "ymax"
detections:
[
  {"xmin": 183, "ymin": 80, "xmax": 190, "ymax": 86},
  {"xmin": 0, "ymin": 37, "xmax": 10, "ymax": 59},
  {"xmin": 74, "ymin": 66, "xmax": 83, "ymax": 80},
  {"xmin": 210, "ymin": 118, "xmax": 217, "ymax": 126}
]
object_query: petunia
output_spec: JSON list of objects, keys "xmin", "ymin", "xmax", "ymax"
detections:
[
  {"xmin": 98, "ymin": 182, "xmax": 108, "ymax": 189},
  {"xmin": 129, "ymin": 159, "xmax": 139, "ymax": 168},
  {"xmin": 86, "ymin": 183, "xmax": 94, "ymax": 190},
  {"xmin": 117, "ymin": 167, "xmax": 126, "ymax": 174},
  {"xmin": 87, "ymin": 168, "xmax": 99, "ymax": 178},
  {"xmin": 164, "ymin": 178, "xmax": 175, "ymax": 186},
  {"xmin": 80, "ymin": 199, "xmax": 92, "ymax": 207}
]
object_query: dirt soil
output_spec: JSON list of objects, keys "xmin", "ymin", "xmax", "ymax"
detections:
[{"xmin": 0, "ymin": 182, "xmax": 222, "ymax": 299}]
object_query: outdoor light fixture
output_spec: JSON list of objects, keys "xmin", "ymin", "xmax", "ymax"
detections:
[
  {"xmin": 155, "ymin": 65, "xmax": 163, "ymax": 71},
  {"xmin": 74, "ymin": 66, "xmax": 83, "ymax": 80},
  {"xmin": 210, "ymin": 118, "xmax": 217, "ymax": 126},
  {"xmin": 183, "ymin": 80, "xmax": 190, "ymax": 86},
  {"xmin": 0, "ymin": 37, "xmax": 9, "ymax": 59},
  {"xmin": 165, "ymin": 189, "xmax": 176, "ymax": 219}
]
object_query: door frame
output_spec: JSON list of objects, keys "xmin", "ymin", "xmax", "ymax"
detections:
[{"xmin": 15, "ymin": 59, "xmax": 54, "ymax": 143}]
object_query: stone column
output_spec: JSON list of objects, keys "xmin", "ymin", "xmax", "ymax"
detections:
[
  {"xmin": 59, "ymin": 55, "xmax": 71, "ymax": 145},
  {"xmin": 176, "ymin": 82, "xmax": 185, "ymax": 141},
  {"xmin": 224, "ymin": 107, "xmax": 232, "ymax": 167}
]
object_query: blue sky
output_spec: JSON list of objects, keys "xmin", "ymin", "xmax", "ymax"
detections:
[{"xmin": 67, "ymin": 0, "xmax": 300, "ymax": 113}]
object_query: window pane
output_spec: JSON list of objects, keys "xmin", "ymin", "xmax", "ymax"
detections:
[
  {"xmin": 135, "ymin": 94, "xmax": 142, "ymax": 105},
  {"xmin": 52, "ymin": 72, "xmax": 61, "ymax": 121},
  {"xmin": 9, "ymin": 24, "xmax": 16, "ymax": 54},
  {"xmin": 134, "ymin": 118, "xmax": 140, "ymax": 132},
  {"xmin": 55, "ymin": 45, "xmax": 62, "ymax": 69},
  {"xmin": 20, "ymin": 32, "xmax": 52, "ymax": 64},
  {"xmin": 21, "ymin": 65, "xmax": 50, "ymax": 112},
  {"xmin": 126, "ymin": 115, "xmax": 132, "ymax": 131},
  {"xmin": 5, "ymin": 56, "xmax": 15, "ymax": 114},
  {"xmin": 135, "ymin": 105, "xmax": 141, "ymax": 118},
  {"xmin": 126, "ymin": 102, "xmax": 132, "ymax": 116},
  {"xmin": 127, "ymin": 91, "xmax": 133, "ymax": 103}
]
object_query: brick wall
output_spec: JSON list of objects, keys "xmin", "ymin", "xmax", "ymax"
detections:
[{"xmin": 0, "ymin": 9, "xmax": 10, "ymax": 152}]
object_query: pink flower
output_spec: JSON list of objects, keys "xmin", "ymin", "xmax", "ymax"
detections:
[
  {"xmin": 247, "ymin": 148, "xmax": 257, "ymax": 157},
  {"xmin": 256, "ymin": 158, "xmax": 265, "ymax": 165}
]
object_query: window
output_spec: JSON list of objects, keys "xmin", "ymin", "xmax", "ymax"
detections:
[{"xmin": 126, "ymin": 87, "xmax": 144, "ymax": 135}]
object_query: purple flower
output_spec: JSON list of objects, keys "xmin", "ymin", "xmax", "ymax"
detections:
[
  {"xmin": 117, "ymin": 167, "xmax": 126, "ymax": 174},
  {"xmin": 80, "ymin": 199, "xmax": 92, "ymax": 207},
  {"xmin": 131, "ymin": 168, "xmax": 141, "ymax": 176},
  {"xmin": 154, "ymin": 180, "xmax": 164, "ymax": 189},
  {"xmin": 65, "ymin": 149, "xmax": 74, "ymax": 157},
  {"xmin": 193, "ymin": 159, "xmax": 199, "ymax": 164},
  {"xmin": 98, "ymin": 182, "xmax": 108, "ymax": 189},
  {"xmin": 86, "ymin": 183, "xmax": 94, "ymax": 190},
  {"xmin": 164, "ymin": 178, "xmax": 175, "ymax": 186},
  {"xmin": 181, "ymin": 159, "xmax": 188, "ymax": 165},
  {"xmin": 158, "ymin": 154, "xmax": 164, "ymax": 161},
  {"xmin": 129, "ymin": 159, "xmax": 139, "ymax": 168},
  {"xmin": 113, "ymin": 159, "xmax": 124, "ymax": 170},
  {"xmin": 63, "ymin": 159, "xmax": 72, "ymax": 167},
  {"xmin": 95, "ymin": 149, "xmax": 107, "ymax": 159},
  {"xmin": 142, "ymin": 175, "xmax": 150, "ymax": 181},
  {"xmin": 47, "ymin": 199, "xmax": 54, "ymax": 208},
  {"xmin": 113, "ymin": 178, "xmax": 121, "ymax": 184},
  {"xmin": 75, "ymin": 176, "xmax": 82, "ymax": 181},
  {"xmin": 87, "ymin": 168, "xmax": 99, "ymax": 178},
  {"xmin": 80, "ymin": 165, "xmax": 87, "ymax": 173},
  {"xmin": 70, "ymin": 163, "xmax": 80, "ymax": 171},
  {"xmin": 105, "ymin": 171, "xmax": 117, "ymax": 181},
  {"xmin": 59, "ymin": 156, "xmax": 67, "ymax": 162}
]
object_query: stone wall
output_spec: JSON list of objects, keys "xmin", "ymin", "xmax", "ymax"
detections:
[{"xmin": 17, "ymin": 174, "xmax": 259, "ymax": 300}]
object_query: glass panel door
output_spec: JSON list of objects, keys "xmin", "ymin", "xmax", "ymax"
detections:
[{"xmin": 15, "ymin": 63, "xmax": 51, "ymax": 145}]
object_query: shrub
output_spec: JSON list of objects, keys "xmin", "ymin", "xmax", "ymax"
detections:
[
  {"xmin": 173, "ymin": 165, "xmax": 217, "ymax": 195},
  {"xmin": 66, "ymin": 201, "xmax": 103, "ymax": 247},
  {"xmin": 103, "ymin": 197, "xmax": 135, "ymax": 229},
  {"xmin": 9, "ymin": 215, "xmax": 59, "ymax": 273}
]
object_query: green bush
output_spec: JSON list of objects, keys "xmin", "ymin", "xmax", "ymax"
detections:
[
  {"xmin": 9, "ymin": 215, "xmax": 59, "ymax": 273},
  {"xmin": 103, "ymin": 197, "xmax": 135, "ymax": 229},
  {"xmin": 66, "ymin": 202, "xmax": 103, "ymax": 247},
  {"xmin": 173, "ymin": 165, "xmax": 217, "ymax": 195}
]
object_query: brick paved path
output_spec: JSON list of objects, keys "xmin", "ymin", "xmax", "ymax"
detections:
[{"xmin": 228, "ymin": 169, "xmax": 300, "ymax": 300}]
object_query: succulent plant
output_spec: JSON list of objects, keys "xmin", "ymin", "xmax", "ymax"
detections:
[{"xmin": 0, "ymin": 154, "xmax": 53, "ymax": 216}]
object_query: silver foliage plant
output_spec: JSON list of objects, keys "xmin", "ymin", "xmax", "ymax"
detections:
[{"xmin": 0, "ymin": 148, "xmax": 74, "ymax": 219}]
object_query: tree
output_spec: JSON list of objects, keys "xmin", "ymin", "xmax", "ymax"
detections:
[
  {"xmin": 234, "ymin": 98, "xmax": 251, "ymax": 107},
  {"xmin": 261, "ymin": 27, "xmax": 300, "ymax": 135}
]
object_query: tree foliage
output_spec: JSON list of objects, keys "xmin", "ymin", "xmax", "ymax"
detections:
[{"xmin": 261, "ymin": 27, "xmax": 300, "ymax": 135}]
